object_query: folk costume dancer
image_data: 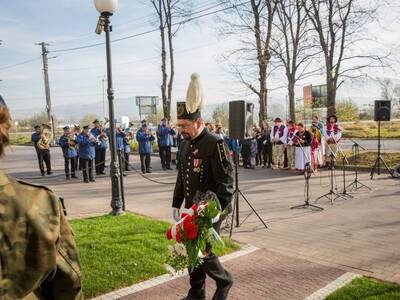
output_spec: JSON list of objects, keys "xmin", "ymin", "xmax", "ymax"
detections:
[
  {"xmin": 0, "ymin": 95, "xmax": 83, "ymax": 299},
  {"xmin": 77, "ymin": 125, "xmax": 96, "ymax": 183},
  {"xmin": 270, "ymin": 117, "xmax": 288, "ymax": 169},
  {"xmin": 324, "ymin": 115, "xmax": 342, "ymax": 168},
  {"xmin": 312, "ymin": 116, "xmax": 326, "ymax": 168},
  {"xmin": 59, "ymin": 126, "xmax": 78, "ymax": 179},
  {"xmin": 294, "ymin": 123, "xmax": 312, "ymax": 172},
  {"xmin": 285, "ymin": 121, "xmax": 297, "ymax": 170},
  {"xmin": 31, "ymin": 124, "xmax": 52, "ymax": 176},
  {"xmin": 173, "ymin": 73, "xmax": 234, "ymax": 300}
]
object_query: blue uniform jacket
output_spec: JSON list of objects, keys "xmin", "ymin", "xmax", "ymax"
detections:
[
  {"xmin": 157, "ymin": 125, "xmax": 176, "ymax": 147},
  {"xmin": 59, "ymin": 135, "xmax": 78, "ymax": 158},
  {"xmin": 91, "ymin": 127, "xmax": 108, "ymax": 150},
  {"xmin": 76, "ymin": 133, "xmax": 96, "ymax": 160},
  {"xmin": 136, "ymin": 129, "xmax": 155, "ymax": 154},
  {"xmin": 116, "ymin": 132, "xmax": 125, "ymax": 151},
  {"xmin": 31, "ymin": 132, "xmax": 40, "ymax": 149}
]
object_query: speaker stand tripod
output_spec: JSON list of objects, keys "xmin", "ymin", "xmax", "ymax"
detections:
[
  {"xmin": 370, "ymin": 120, "xmax": 394, "ymax": 179},
  {"xmin": 315, "ymin": 153, "xmax": 348, "ymax": 205},
  {"xmin": 291, "ymin": 162, "xmax": 323, "ymax": 210},
  {"xmin": 346, "ymin": 140, "xmax": 371, "ymax": 192},
  {"xmin": 229, "ymin": 149, "xmax": 268, "ymax": 238}
]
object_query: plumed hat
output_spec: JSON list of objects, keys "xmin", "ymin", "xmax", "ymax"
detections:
[{"xmin": 177, "ymin": 73, "xmax": 205, "ymax": 120}]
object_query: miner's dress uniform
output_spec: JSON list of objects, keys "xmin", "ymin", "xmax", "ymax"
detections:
[
  {"xmin": 0, "ymin": 170, "xmax": 83, "ymax": 299},
  {"xmin": 173, "ymin": 128, "xmax": 234, "ymax": 300}
]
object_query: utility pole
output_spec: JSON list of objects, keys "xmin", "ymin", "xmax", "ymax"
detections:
[{"xmin": 36, "ymin": 42, "xmax": 55, "ymax": 144}]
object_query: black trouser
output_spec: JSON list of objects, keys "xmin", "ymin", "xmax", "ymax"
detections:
[
  {"xmin": 159, "ymin": 146, "xmax": 171, "ymax": 169},
  {"xmin": 263, "ymin": 145, "xmax": 272, "ymax": 167},
  {"xmin": 188, "ymin": 221, "xmax": 233, "ymax": 300},
  {"xmin": 255, "ymin": 149, "xmax": 263, "ymax": 166},
  {"xmin": 124, "ymin": 152, "xmax": 130, "ymax": 171},
  {"xmin": 283, "ymin": 147, "xmax": 288, "ymax": 168},
  {"xmin": 81, "ymin": 158, "xmax": 94, "ymax": 181},
  {"xmin": 36, "ymin": 148, "xmax": 51, "ymax": 174},
  {"xmin": 140, "ymin": 153, "xmax": 151, "ymax": 171},
  {"xmin": 95, "ymin": 148, "xmax": 106, "ymax": 174},
  {"xmin": 64, "ymin": 157, "xmax": 76, "ymax": 177}
]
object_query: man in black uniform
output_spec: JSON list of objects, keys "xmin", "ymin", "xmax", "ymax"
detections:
[{"xmin": 172, "ymin": 73, "xmax": 234, "ymax": 300}]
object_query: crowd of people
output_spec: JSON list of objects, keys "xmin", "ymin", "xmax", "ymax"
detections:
[
  {"xmin": 203, "ymin": 115, "xmax": 343, "ymax": 174},
  {"xmin": 30, "ymin": 113, "xmax": 343, "ymax": 180}
]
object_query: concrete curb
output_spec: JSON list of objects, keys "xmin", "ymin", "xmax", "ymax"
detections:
[
  {"xmin": 90, "ymin": 244, "xmax": 259, "ymax": 300},
  {"xmin": 303, "ymin": 272, "xmax": 362, "ymax": 300}
]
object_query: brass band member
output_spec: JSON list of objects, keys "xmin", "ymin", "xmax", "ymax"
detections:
[
  {"xmin": 76, "ymin": 125, "xmax": 96, "ymax": 183},
  {"xmin": 0, "ymin": 95, "xmax": 83, "ymax": 299},
  {"xmin": 123, "ymin": 127, "xmax": 133, "ymax": 171},
  {"xmin": 59, "ymin": 125, "xmax": 78, "ymax": 179},
  {"xmin": 31, "ymin": 123, "xmax": 52, "ymax": 176},
  {"xmin": 90, "ymin": 119, "xmax": 108, "ymax": 175}
]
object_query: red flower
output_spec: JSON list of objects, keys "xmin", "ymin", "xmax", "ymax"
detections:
[
  {"xmin": 184, "ymin": 221, "xmax": 198, "ymax": 240},
  {"xmin": 166, "ymin": 228, "xmax": 173, "ymax": 240},
  {"xmin": 176, "ymin": 231, "xmax": 182, "ymax": 243},
  {"xmin": 191, "ymin": 204, "xmax": 199, "ymax": 211}
]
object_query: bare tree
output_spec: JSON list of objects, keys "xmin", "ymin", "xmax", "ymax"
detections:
[
  {"xmin": 270, "ymin": 0, "xmax": 319, "ymax": 122},
  {"xmin": 151, "ymin": 0, "xmax": 191, "ymax": 120},
  {"xmin": 219, "ymin": 0, "xmax": 277, "ymax": 125},
  {"xmin": 303, "ymin": 0, "xmax": 388, "ymax": 116}
]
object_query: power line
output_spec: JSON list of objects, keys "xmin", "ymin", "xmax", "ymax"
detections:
[
  {"xmin": 0, "ymin": 57, "xmax": 41, "ymax": 71},
  {"xmin": 50, "ymin": 1, "xmax": 249, "ymax": 54}
]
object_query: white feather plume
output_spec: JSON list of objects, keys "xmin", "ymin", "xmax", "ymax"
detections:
[{"xmin": 185, "ymin": 73, "xmax": 205, "ymax": 113}]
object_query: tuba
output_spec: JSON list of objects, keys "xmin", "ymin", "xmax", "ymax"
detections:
[{"xmin": 37, "ymin": 124, "xmax": 52, "ymax": 150}]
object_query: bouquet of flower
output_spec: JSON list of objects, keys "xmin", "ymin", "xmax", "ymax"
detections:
[{"xmin": 166, "ymin": 191, "xmax": 223, "ymax": 273}]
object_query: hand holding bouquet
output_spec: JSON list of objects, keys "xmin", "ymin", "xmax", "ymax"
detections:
[{"xmin": 166, "ymin": 191, "xmax": 223, "ymax": 273}]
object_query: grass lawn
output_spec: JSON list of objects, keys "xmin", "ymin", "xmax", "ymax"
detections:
[
  {"xmin": 336, "ymin": 151, "xmax": 400, "ymax": 168},
  {"xmin": 9, "ymin": 134, "xmax": 32, "ymax": 145},
  {"xmin": 326, "ymin": 277, "xmax": 400, "ymax": 300},
  {"xmin": 70, "ymin": 213, "xmax": 240, "ymax": 299},
  {"xmin": 342, "ymin": 121, "xmax": 400, "ymax": 139}
]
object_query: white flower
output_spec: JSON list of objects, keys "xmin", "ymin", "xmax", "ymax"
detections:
[
  {"xmin": 168, "ymin": 245, "xmax": 175, "ymax": 254},
  {"xmin": 174, "ymin": 243, "xmax": 187, "ymax": 257}
]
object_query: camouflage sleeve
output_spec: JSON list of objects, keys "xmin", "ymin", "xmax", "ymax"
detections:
[
  {"xmin": 38, "ymin": 199, "xmax": 83, "ymax": 300},
  {"xmin": 211, "ymin": 140, "xmax": 234, "ymax": 211},
  {"xmin": 0, "ymin": 176, "xmax": 83, "ymax": 300}
]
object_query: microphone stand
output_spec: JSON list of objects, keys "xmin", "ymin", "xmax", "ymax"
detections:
[
  {"xmin": 332, "ymin": 134, "xmax": 353, "ymax": 199},
  {"xmin": 315, "ymin": 151, "xmax": 348, "ymax": 205},
  {"xmin": 291, "ymin": 133, "xmax": 322, "ymax": 210},
  {"xmin": 346, "ymin": 139, "xmax": 371, "ymax": 192}
]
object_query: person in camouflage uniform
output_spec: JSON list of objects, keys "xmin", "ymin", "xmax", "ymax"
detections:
[{"xmin": 0, "ymin": 95, "xmax": 83, "ymax": 300}]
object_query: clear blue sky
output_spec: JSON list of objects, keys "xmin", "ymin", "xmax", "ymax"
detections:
[{"xmin": 1, "ymin": 0, "xmax": 399, "ymax": 118}]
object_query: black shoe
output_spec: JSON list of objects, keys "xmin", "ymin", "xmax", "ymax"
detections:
[
  {"xmin": 146, "ymin": 169, "xmax": 152, "ymax": 173},
  {"xmin": 66, "ymin": 176, "xmax": 70, "ymax": 180},
  {"xmin": 47, "ymin": 171, "xmax": 53, "ymax": 175},
  {"xmin": 142, "ymin": 169, "xmax": 146, "ymax": 174},
  {"xmin": 41, "ymin": 172, "xmax": 46, "ymax": 176},
  {"xmin": 71, "ymin": 174, "xmax": 78, "ymax": 178},
  {"xmin": 123, "ymin": 173, "xmax": 127, "ymax": 177},
  {"xmin": 90, "ymin": 179, "xmax": 95, "ymax": 182},
  {"xmin": 99, "ymin": 171, "xmax": 106, "ymax": 175},
  {"xmin": 162, "ymin": 167, "xmax": 167, "ymax": 171},
  {"xmin": 84, "ymin": 179, "xmax": 89, "ymax": 183},
  {"xmin": 166, "ymin": 167, "xmax": 172, "ymax": 170}
]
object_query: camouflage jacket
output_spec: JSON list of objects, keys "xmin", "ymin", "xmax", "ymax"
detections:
[{"xmin": 0, "ymin": 170, "xmax": 83, "ymax": 300}]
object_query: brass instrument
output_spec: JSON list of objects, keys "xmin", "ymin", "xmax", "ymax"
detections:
[
  {"xmin": 68, "ymin": 132, "xmax": 77, "ymax": 149},
  {"xmin": 37, "ymin": 124, "xmax": 52, "ymax": 150}
]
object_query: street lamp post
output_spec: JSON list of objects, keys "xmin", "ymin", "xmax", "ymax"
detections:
[{"xmin": 94, "ymin": 0, "xmax": 123, "ymax": 215}]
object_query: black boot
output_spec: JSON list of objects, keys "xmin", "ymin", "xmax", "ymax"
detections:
[
  {"xmin": 186, "ymin": 267, "xmax": 206, "ymax": 300},
  {"xmin": 202, "ymin": 254, "xmax": 233, "ymax": 300}
]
